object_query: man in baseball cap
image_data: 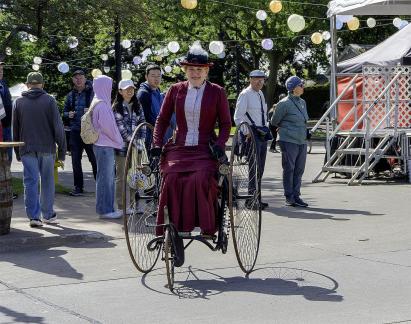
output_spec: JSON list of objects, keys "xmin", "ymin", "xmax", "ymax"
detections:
[
  {"xmin": 234, "ymin": 68, "xmax": 270, "ymax": 210},
  {"xmin": 26, "ymin": 72, "xmax": 44, "ymax": 85},
  {"xmin": 13, "ymin": 71, "xmax": 66, "ymax": 227},
  {"xmin": 271, "ymin": 75, "xmax": 309, "ymax": 208},
  {"xmin": 63, "ymin": 67, "xmax": 96, "ymax": 197}
]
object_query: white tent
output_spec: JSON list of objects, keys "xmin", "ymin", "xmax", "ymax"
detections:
[
  {"xmin": 9, "ymin": 83, "xmax": 27, "ymax": 101},
  {"xmin": 338, "ymin": 23, "xmax": 411, "ymax": 73},
  {"xmin": 328, "ymin": 0, "xmax": 411, "ymax": 16},
  {"xmin": 327, "ymin": 0, "xmax": 411, "ymax": 103}
]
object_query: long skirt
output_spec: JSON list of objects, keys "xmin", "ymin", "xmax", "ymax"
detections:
[{"xmin": 155, "ymin": 144, "xmax": 218, "ymax": 236}]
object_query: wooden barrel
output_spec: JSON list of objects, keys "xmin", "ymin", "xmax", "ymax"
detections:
[{"xmin": 0, "ymin": 148, "xmax": 12, "ymax": 235}]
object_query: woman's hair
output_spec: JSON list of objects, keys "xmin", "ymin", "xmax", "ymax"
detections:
[{"xmin": 112, "ymin": 92, "xmax": 141, "ymax": 116}]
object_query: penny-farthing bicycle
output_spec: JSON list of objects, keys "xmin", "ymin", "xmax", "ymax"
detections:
[{"xmin": 123, "ymin": 122, "xmax": 262, "ymax": 291}]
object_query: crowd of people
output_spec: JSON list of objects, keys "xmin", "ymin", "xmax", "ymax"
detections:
[{"xmin": 0, "ymin": 44, "xmax": 310, "ymax": 232}]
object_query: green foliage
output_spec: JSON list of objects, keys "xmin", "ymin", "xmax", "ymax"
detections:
[{"xmin": 0, "ymin": 0, "xmax": 404, "ymax": 109}]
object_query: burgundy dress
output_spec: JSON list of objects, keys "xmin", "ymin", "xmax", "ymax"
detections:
[{"xmin": 153, "ymin": 81, "xmax": 231, "ymax": 235}]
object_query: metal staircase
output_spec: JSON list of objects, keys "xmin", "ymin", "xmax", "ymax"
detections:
[{"xmin": 310, "ymin": 67, "xmax": 408, "ymax": 185}]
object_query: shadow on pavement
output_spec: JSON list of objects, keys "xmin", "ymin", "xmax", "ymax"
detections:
[
  {"xmin": 264, "ymin": 205, "xmax": 384, "ymax": 221},
  {"xmin": 142, "ymin": 266, "xmax": 343, "ymax": 301},
  {"xmin": 0, "ymin": 306, "xmax": 45, "ymax": 324},
  {"xmin": 0, "ymin": 225, "xmax": 116, "ymax": 279}
]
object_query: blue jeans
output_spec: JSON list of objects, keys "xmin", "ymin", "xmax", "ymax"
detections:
[
  {"xmin": 21, "ymin": 152, "xmax": 55, "ymax": 220},
  {"xmin": 278, "ymin": 141, "xmax": 307, "ymax": 200},
  {"xmin": 93, "ymin": 145, "xmax": 115, "ymax": 215},
  {"xmin": 2, "ymin": 127, "xmax": 12, "ymax": 162}
]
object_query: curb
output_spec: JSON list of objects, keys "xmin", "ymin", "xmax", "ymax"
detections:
[{"xmin": 0, "ymin": 231, "xmax": 110, "ymax": 253}]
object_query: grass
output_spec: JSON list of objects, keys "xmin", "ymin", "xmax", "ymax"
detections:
[{"xmin": 12, "ymin": 177, "xmax": 72, "ymax": 195}]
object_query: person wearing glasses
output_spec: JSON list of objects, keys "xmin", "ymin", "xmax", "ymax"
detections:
[{"xmin": 271, "ymin": 76, "xmax": 309, "ymax": 208}]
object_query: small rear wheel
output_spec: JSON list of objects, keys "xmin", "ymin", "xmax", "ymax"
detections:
[{"xmin": 164, "ymin": 228, "xmax": 175, "ymax": 291}]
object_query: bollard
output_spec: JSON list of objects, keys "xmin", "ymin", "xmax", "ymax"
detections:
[{"xmin": 0, "ymin": 148, "xmax": 12, "ymax": 235}]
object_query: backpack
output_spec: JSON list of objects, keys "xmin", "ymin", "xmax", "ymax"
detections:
[{"xmin": 80, "ymin": 100, "xmax": 102, "ymax": 144}]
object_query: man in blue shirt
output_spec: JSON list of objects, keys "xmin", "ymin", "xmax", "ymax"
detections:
[{"xmin": 63, "ymin": 69, "xmax": 97, "ymax": 196}]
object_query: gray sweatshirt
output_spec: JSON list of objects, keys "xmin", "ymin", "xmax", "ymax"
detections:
[{"xmin": 13, "ymin": 88, "xmax": 66, "ymax": 160}]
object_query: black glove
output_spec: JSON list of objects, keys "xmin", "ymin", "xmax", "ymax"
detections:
[
  {"xmin": 150, "ymin": 147, "xmax": 162, "ymax": 159},
  {"xmin": 149, "ymin": 147, "xmax": 162, "ymax": 172},
  {"xmin": 210, "ymin": 144, "xmax": 228, "ymax": 163}
]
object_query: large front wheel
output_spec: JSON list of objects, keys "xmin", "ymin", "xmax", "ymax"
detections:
[
  {"xmin": 123, "ymin": 122, "xmax": 161, "ymax": 273},
  {"xmin": 229, "ymin": 122, "xmax": 262, "ymax": 274}
]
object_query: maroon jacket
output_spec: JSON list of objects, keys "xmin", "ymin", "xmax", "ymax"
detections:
[{"xmin": 153, "ymin": 81, "xmax": 231, "ymax": 150}]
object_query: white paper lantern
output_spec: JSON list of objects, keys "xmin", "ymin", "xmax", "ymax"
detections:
[
  {"xmin": 67, "ymin": 36, "xmax": 79, "ymax": 49},
  {"xmin": 92, "ymin": 69, "xmax": 102, "ymax": 78},
  {"xmin": 121, "ymin": 39, "xmax": 132, "ymax": 49},
  {"xmin": 33, "ymin": 56, "xmax": 42, "ymax": 64},
  {"xmin": 366, "ymin": 18, "xmax": 376, "ymax": 28},
  {"xmin": 57, "ymin": 62, "xmax": 69, "ymax": 74},
  {"xmin": 164, "ymin": 65, "xmax": 173, "ymax": 73},
  {"xmin": 32, "ymin": 64, "xmax": 40, "ymax": 71},
  {"xmin": 322, "ymin": 31, "xmax": 331, "ymax": 41},
  {"xmin": 393, "ymin": 17, "xmax": 402, "ymax": 28},
  {"xmin": 261, "ymin": 38, "xmax": 274, "ymax": 50},
  {"xmin": 103, "ymin": 66, "xmax": 110, "ymax": 73},
  {"xmin": 100, "ymin": 54, "xmax": 109, "ymax": 61},
  {"xmin": 287, "ymin": 14, "xmax": 306, "ymax": 33},
  {"xmin": 167, "ymin": 41, "xmax": 180, "ymax": 54},
  {"xmin": 5, "ymin": 47, "xmax": 12, "ymax": 56},
  {"xmin": 133, "ymin": 56, "xmax": 142, "ymax": 65},
  {"xmin": 209, "ymin": 41, "xmax": 225, "ymax": 55},
  {"xmin": 256, "ymin": 10, "xmax": 267, "ymax": 21},
  {"xmin": 122, "ymin": 69, "xmax": 132, "ymax": 79},
  {"xmin": 337, "ymin": 15, "xmax": 353, "ymax": 23}
]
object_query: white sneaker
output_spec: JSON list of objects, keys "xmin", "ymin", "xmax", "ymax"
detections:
[
  {"xmin": 126, "ymin": 208, "xmax": 134, "ymax": 215},
  {"xmin": 29, "ymin": 219, "xmax": 43, "ymax": 227},
  {"xmin": 100, "ymin": 210, "xmax": 123, "ymax": 219},
  {"xmin": 43, "ymin": 214, "xmax": 58, "ymax": 224}
]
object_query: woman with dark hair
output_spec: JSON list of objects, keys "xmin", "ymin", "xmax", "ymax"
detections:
[{"xmin": 113, "ymin": 79, "xmax": 146, "ymax": 213}]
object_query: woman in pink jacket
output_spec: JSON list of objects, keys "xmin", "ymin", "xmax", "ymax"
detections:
[{"xmin": 91, "ymin": 75, "xmax": 123, "ymax": 219}]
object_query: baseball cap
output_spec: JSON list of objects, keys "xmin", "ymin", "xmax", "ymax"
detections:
[
  {"xmin": 249, "ymin": 70, "xmax": 266, "ymax": 78},
  {"xmin": 118, "ymin": 79, "xmax": 136, "ymax": 90},
  {"xmin": 285, "ymin": 76, "xmax": 304, "ymax": 92},
  {"xmin": 26, "ymin": 72, "xmax": 44, "ymax": 84},
  {"xmin": 72, "ymin": 69, "xmax": 85, "ymax": 77}
]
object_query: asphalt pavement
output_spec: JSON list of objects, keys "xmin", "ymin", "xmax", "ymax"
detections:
[{"xmin": 1, "ymin": 143, "xmax": 411, "ymax": 324}]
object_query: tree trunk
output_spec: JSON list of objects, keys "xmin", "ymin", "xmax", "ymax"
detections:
[{"xmin": 265, "ymin": 52, "xmax": 281, "ymax": 109}]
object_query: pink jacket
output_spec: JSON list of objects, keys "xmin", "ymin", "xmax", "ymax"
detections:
[{"xmin": 91, "ymin": 76, "xmax": 122, "ymax": 149}]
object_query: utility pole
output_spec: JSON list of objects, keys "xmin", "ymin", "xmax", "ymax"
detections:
[{"xmin": 114, "ymin": 15, "xmax": 121, "ymax": 85}]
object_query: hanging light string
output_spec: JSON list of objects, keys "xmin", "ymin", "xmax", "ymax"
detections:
[{"xmin": 0, "ymin": 21, "xmax": 397, "ymax": 69}]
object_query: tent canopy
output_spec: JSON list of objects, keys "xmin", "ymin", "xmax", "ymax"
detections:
[
  {"xmin": 338, "ymin": 23, "xmax": 411, "ymax": 73},
  {"xmin": 328, "ymin": 0, "xmax": 411, "ymax": 17}
]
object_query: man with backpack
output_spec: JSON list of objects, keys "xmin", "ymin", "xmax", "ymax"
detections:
[{"xmin": 63, "ymin": 69, "xmax": 97, "ymax": 196}]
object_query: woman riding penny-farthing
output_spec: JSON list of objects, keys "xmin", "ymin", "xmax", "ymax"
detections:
[{"xmin": 123, "ymin": 44, "xmax": 262, "ymax": 291}]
